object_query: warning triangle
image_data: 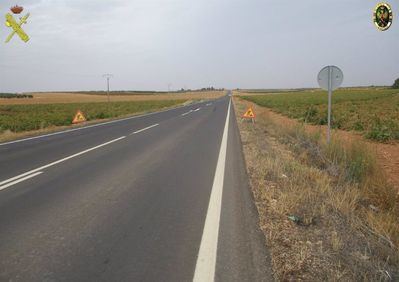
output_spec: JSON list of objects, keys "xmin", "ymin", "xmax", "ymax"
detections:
[
  {"xmin": 243, "ymin": 107, "xmax": 255, "ymax": 119},
  {"xmin": 72, "ymin": 110, "xmax": 87, "ymax": 124}
]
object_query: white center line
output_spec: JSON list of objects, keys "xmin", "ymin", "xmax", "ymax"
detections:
[
  {"xmin": 181, "ymin": 110, "xmax": 193, "ymax": 116},
  {"xmin": 0, "ymin": 172, "xmax": 43, "ymax": 191},
  {"xmin": 0, "ymin": 136, "xmax": 126, "ymax": 188},
  {"xmin": 129, "ymin": 124, "xmax": 159, "ymax": 135},
  {"xmin": 193, "ymin": 99, "xmax": 231, "ymax": 282},
  {"xmin": 193, "ymin": 108, "xmax": 201, "ymax": 112}
]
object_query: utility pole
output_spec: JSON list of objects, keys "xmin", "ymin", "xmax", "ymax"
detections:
[{"xmin": 103, "ymin": 74, "xmax": 113, "ymax": 103}]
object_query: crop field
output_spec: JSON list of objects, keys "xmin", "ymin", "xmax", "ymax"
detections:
[
  {"xmin": 240, "ymin": 88, "xmax": 399, "ymax": 142},
  {"xmin": 0, "ymin": 100, "xmax": 185, "ymax": 134},
  {"xmin": 0, "ymin": 91, "xmax": 225, "ymax": 105}
]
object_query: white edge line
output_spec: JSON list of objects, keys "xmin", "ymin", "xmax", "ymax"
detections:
[
  {"xmin": 193, "ymin": 98, "xmax": 231, "ymax": 282},
  {"xmin": 0, "ymin": 136, "xmax": 126, "ymax": 186},
  {"xmin": 129, "ymin": 124, "xmax": 159, "ymax": 135},
  {"xmin": 0, "ymin": 99, "xmax": 209, "ymax": 147},
  {"xmin": 0, "ymin": 171, "xmax": 43, "ymax": 191}
]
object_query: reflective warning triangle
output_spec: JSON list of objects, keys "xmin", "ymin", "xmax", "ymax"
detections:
[
  {"xmin": 72, "ymin": 110, "xmax": 87, "ymax": 124},
  {"xmin": 243, "ymin": 107, "xmax": 255, "ymax": 118}
]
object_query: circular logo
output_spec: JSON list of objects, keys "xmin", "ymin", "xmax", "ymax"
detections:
[{"xmin": 373, "ymin": 3, "xmax": 393, "ymax": 31}]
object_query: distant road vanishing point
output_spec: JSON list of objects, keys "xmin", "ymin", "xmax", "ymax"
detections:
[{"xmin": 0, "ymin": 92, "xmax": 273, "ymax": 281}]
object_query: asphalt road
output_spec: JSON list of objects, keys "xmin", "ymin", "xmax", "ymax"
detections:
[{"xmin": 0, "ymin": 94, "xmax": 273, "ymax": 281}]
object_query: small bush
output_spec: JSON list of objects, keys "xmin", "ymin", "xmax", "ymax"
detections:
[
  {"xmin": 353, "ymin": 121, "xmax": 364, "ymax": 131},
  {"xmin": 304, "ymin": 106, "xmax": 318, "ymax": 122},
  {"xmin": 365, "ymin": 118, "xmax": 398, "ymax": 141}
]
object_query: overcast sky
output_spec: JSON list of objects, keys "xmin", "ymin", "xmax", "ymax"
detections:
[{"xmin": 0, "ymin": 0, "xmax": 398, "ymax": 92}]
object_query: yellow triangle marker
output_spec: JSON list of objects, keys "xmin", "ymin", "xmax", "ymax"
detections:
[
  {"xmin": 243, "ymin": 107, "xmax": 255, "ymax": 119},
  {"xmin": 72, "ymin": 110, "xmax": 87, "ymax": 124}
]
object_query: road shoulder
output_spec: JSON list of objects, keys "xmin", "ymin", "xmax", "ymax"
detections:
[{"xmin": 216, "ymin": 100, "xmax": 274, "ymax": 281}]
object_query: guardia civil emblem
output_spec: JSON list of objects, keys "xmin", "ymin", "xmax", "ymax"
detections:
[
  {"xmin": 373, "ymin": 3, "xmax": 393, "ymax": 31},
  {"xmin": 5, "ymin": 5, "xmax": 30, "ymax": 43}
]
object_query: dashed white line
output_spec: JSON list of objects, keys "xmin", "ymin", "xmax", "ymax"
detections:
[
  {"xmin": 0, "ymin": 100, "xmax": 206, "ymax": 147},
  {"xmin": 193, "ymin": 108, "xmax": 201, "ymax": 112},
  {"xmin": 0, "ymin": 136, "xmax": 126, "ymax": 189},
  {"xmin": 181, "ymin": 110, "xmax": 193, "ymax": 116},
  {"xmin": 0, "ymin": 172, "xmax": 43, "ymax": 191},
  {"xmin": 206, "ymin": 103, "xmax": 212, "ymax": 106},
  {"xmin": 193, "ymin": 99, "xmax": 231, "ymax": 282},
  {"xmin": 129, "ymin": 124, "xmax": 159, "ymax": 135}
]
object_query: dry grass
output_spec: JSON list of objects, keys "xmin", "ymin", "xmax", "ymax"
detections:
[
  {"xmin": 0, "ymin": 91, "xmax": 225, "ymax": 105},
  {"xmin": 234, "ymin": 97, "xmax": 399, "ymax": 281}
]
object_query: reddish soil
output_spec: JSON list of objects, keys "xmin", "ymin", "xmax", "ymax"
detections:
[{"xmin": 238, "ymin": 99, "xmax": 399, "ymax": 192}]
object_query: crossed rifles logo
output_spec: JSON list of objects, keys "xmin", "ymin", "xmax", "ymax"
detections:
[{"xmin": 5, "ymin": 5, "xmax": 30, "ymax": 43}]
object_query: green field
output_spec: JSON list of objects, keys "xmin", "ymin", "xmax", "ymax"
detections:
[
  {"xmin": 0, "ymin": 100, "xmax": 185, "ymax": 133},
  {"xmin": 241, "ymin": 88, "xmax": 399, "ymax": 142}
]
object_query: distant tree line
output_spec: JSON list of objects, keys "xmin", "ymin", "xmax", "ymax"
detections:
[
  {"xmin": 176, "ymin": 87, "xmax": 225, "ymax": 92},
  {"xmin": 0, "ymin": 93, "xmax": 33, "ymax": 99},
  {"xmin": 393, "ymin": 78, "xmax": 399, "ymax": 89},
  {"xmin": 74, "ymin": 88, "xmax": 226, "ymax": 95}
]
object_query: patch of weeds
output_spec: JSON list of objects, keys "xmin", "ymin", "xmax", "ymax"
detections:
[
  {"xmin": 366, "ymin": 118, "xmax": 397, "ymax": 142},
  {"xmin": 304, "ymin": 106, "xmax": 318, "ymax": 123},
  {"xmin": 353, "ymin": 121, "xmax": 364, "ymax": 131}
]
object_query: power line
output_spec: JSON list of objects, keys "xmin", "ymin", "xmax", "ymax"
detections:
[{"xmin": 102, "ymin": 74, "xmax": 113, "ymax": 103}]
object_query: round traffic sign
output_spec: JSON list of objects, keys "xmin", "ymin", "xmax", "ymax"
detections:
[{"xmin": 317, "ymin": 66, "xmax": 344, "ymax": 91}]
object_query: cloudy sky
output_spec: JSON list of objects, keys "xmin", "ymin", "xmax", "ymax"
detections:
[{"xmin": 0, "ymin": 0, "xmax": 398, "ymax": 92}]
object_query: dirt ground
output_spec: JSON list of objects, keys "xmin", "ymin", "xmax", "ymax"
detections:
[
  {"xmin": 234, "ymin": 97, "xmax": 399, "ymax": 280},
  {"xmin": 0, "ymin": 91, "xmax": 225, "ymax": 105},
  {"xmin": 237, "ymin": 98, "xmax": 399, "ymax": 192}
]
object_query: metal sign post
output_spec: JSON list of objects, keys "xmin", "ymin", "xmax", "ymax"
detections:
[
  {"xmin": 317, "ymin": 66, "xmax": 344, "ymax": 144},
  {"xmin": 327, "ymin": 67, "xmax": 332, "ymax": 143}
]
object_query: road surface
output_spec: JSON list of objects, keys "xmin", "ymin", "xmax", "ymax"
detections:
[{"xmin": 0, "ymin": 94, "xmax": 273, "ymax": 281}]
